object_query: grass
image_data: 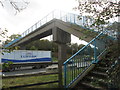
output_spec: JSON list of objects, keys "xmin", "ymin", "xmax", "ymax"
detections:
[
  {"xmin": 52, "ymin": 57, "xmax": 58, "ymax": 62},
  {"xmin": 2, "ymin": 74, "xmax": 58, "ymax": 88},
  {"xmin": 2, "ymin": 67, "xmax": 83, "ymax": 89}
]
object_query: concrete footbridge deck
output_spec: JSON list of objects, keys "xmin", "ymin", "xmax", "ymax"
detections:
[{"xmin": 4, "ymin": 10, "xmax": 114, "ymax": 51}]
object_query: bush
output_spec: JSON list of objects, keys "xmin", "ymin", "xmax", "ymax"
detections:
[{"xmin": 2, "ymin": 61, "xmax": 13, "ymax": 72}]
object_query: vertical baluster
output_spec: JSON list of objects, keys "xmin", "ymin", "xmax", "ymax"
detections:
[
  {"xmin": 52, "ymin": 11, "xmax": 54, "ymax": 18},
  {"xmin": 60, "ymin": 11, "xmax": 62, "ymax": 20},
  {"xmin": 40, "ymin": 21, "xmax": 41, "ymax": 27},
  {"xmin": 70, "ymin": 60, "xmax": 72, "ymax": 83},
  {"xmin": 83, "ymin": 51, "xmax": 84, "ymax": 70},
  {"xmin": 28, "ymin": 29, "xmax": 30, "ymax": 34},
  {"xmin": 36, "ymin": 23, "xmax": 37, "ymax": 29},
  {"xmin": 46, "ymin": 16, "xmax": 47, "ymax": 22},
  {"xmin": 64, "ymin": 63, "xmax": 67, "ymax": 88},
  {"xmin": 78, "ymin": 54, "xmax": 80, "ymax": 74},
  {"xmin": 72, "ymin": 58, "xmax": 73, "ymax": 82},
  {"xmin": 73, "ymin": 57, "xmax": 75, "ymax": 79},
  {"xmin": 94, "ymin": 40, "xmax": 97, "ymax": 63},
  {"xmin": 67, "ymin": 62, "xmax": 69, "ymax": 85},
  {"xmin": 66, "ymin": 63, "xmax": 68, "ymax": 86},
  {"xmin": 76, "ymin": 56, "xmax": 77, "ymax": 78},
  {"xmin": 83, "ymin": 16, "xmax": 85, "ymax": 26},
  {"xmin": 73, "ymin": 58, "xmax": 74, "ymax": 81},
  {"xmin": 67, "ymin": 62, "xmax": 71, "ymax": 83},
  {"xmin": 81, "ymin": 51, "xmax": 83, "ymax": 72},
  {"xmin": 74, "ymin": 57, "xmax": 76, "ymax": 78},
  {"xmin": 31, "ymin": 26, "xmax": 33, "ymax": 32},
  {"xmin": 70, "ymin": 13, "xmax": 71, "ymax": 23},
  {"xmin": 76, "ymin": 55, "xmax": 78, "ymax": 77},
  {"xmin": 74, "ymin": 14, "xmax": 75, "ymax": 24},
  {"xmin": 25, "ymin": 30, "xmax": 27, "ymax": 35},
  {"xmin": 77, "ymin": 55, "xmax": 79, "ymax": 77},
  {"xmin": 66, "ymin": 15, "xmax": 67, "ymax": 22}
]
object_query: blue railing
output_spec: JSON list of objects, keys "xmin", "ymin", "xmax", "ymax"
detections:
[
  {"xmin": 4, "ymin": 10, "xmax": 116, "ymax": 47},
  {"xmin": 63, "ymin": 32, "xmax": 107, "ymax": 88}
]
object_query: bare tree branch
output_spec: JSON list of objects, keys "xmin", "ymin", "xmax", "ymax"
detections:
[
  {"xmin": 0, "ymin": 1, "xmax": 4, "ymax": 7},
  {"xmin": 0, "ymin": 0, "xmax": 29, "ymax": 14}
]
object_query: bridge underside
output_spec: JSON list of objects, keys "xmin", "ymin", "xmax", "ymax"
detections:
[
  {"xmin": 9, "ymin": 19, "xmax": 106, "ymax": 51},
  {"xmin": 8, "ymin": 20, "xmax": 106, "ymax": 60}
]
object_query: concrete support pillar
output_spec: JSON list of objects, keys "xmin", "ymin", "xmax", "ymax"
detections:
[
  {"xmin": 58, "ymin": 44, "xmax": 67, "ymax": 88},
  {"xmin": 52, "ymin": 26, "xmax": 71, "ymax": 88}
]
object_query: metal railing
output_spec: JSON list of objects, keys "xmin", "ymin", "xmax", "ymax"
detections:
[{"xmin": 63, "ymin": 32, "xmax": 107, "ymax": 88}]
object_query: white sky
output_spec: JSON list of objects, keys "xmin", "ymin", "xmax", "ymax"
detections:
[{"xmin": 0, "ymin": 0, "xmax": 87, "ymax": 45}]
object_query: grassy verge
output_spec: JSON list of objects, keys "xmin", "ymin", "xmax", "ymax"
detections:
[{"xmin": 2, "ymin": 74, "xmax": 58, "ymax": 88}]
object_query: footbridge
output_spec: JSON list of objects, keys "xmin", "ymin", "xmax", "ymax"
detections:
[
  {"xmin": 5, "ymin": 10, "xmax": 109, "ymax": 51},
  {"xmin": 4, "ymin": 10, "xmax": 115, "ymax": 88}
]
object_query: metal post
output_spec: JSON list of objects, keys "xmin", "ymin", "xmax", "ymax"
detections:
[
  {"xmin": 64, "ymin": 64, "xmax": 67, "ymax": 88},
  {"xmin": 70, "ymin": 14, "xmax": 71, "ymax": 23},
  {"xmin": 66, "ymin": 15, "xmax": 67, "ymax": 22},
  {"xmin": 46, "ymin": 16, "xmax": 47, "ymax": 22},
  {"xmin": 94, "ymin": 40, "xmax": 97, "ymax": 63},
  {"xmin": 36, "ymin": 23, "xmax": 37, "ymax": 29},
  {"xmin": 52, "ymin": 11, "xmax": 54, "ymax": 18},
  {"xmin": 39, "ymin": 21, "xmax": 41, "ymax": 27},
  {"xmin": 74, "ymin": 14, "xmax": 75, "ymax": 24},
  {"xmin": 60, "ymin": 11, "xmax": 62, "ymax": 20}
]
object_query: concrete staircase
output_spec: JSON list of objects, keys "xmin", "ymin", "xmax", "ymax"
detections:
[{"xmin": 73, "ymin": 57, "xmax": 113, "ymax": 90}]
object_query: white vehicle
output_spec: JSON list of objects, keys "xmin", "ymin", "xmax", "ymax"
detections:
[
  {"xmin": 2, "ymin": 50, "xmax": 51, "ymax": 63},
  {"xmin": 2, "ymin": 50, "xmax": 52, "ymax": 71}
]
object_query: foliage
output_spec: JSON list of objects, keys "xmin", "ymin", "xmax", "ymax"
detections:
[
  {"xmin": 2, "ymin": 61, "xmax": 13, "ymax": 71},
  {"xmin": 0, "ymin": 28, "xmax": 8, "ymax": 53},
  {"xmin": 0, "ymin": 28, "xmax": 8, "ymax": 39},
  {"xmin": 106, "ymin": 22, "xmax": 120, "ymax": 39},
  {"xmin": 75, "ymin": 0, "xmax": 119, "ymax": 25},
  {"xmin": 25, "ymin": 39, "xmax": 87, "ymax": 55},
  {"xmin": 105, "ymin": 42, "xmax": 120, "ymax": 88},
  {"xmin": 2, "ymin": 33, "xmax": 21, "ymax": 55},
  {"xmin": 75, "ymin": 0, "xmax": 119, "ymax": 39},
  {"xmin": 4, "ymin": 34, "xmax": 21, "ymax": 45}
]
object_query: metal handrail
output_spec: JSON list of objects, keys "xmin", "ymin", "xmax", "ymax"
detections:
[{"xmin": 63, "ymin": 31, "xmax": 108, "ymax": 88}]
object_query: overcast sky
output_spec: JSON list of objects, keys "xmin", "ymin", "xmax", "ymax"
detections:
[{"xmin": 0, "ymin": 0, "xmax": 88, "ymax": 45}]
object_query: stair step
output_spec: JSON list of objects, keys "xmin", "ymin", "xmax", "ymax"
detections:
[
  {"xmin": 98, "ymin": 60, "xmax": 112, "ymax": 65},
  {"xmin": 94, "ymin": 67, "xmax": 108, "ymax": 72},
  {"xmin": 89, "ymin": 71, "xmax": 108, "ymax": 78},
  {"xmin": 97, "ymin": 63, "xmax": 109, "ymax": 67},
  {"xmin": 79, "ymin": 81, "xmax": 105, "ymax": 90},
  {"xmin": 75, "ymin": 84, "xmax": 88, "ymax": 90},
  {"xmin": 84, "ymin": 76, "xmax": 108, "ymax": 88}
]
